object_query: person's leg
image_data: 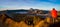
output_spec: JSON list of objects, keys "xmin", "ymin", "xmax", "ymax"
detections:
[
  {"xmin": 53, "ymin": 18, "xmax": 57, "ymax": 24},
  {"xmin": 53, "ymin": 18, "xmax": 54, "ymax": 23},
  {"xmin": 55, "ymin": 18, "xmax": 58, "ymax": 23}
]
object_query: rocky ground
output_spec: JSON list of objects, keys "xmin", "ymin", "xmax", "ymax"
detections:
[{"xmin": 0, "ymin": 13, "xmax": 60, "ymax": 27}]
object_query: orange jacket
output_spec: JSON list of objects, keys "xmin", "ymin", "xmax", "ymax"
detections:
[{"xmin": 51, "ymin": 10, "xmax": 57, "ymax": 19}]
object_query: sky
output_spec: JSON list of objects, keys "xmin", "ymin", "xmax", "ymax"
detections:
[{"xmin": 0, "ymin": 0, "xmax": 60, "ymax": 11}]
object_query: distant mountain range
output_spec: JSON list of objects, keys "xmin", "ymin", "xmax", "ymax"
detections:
[
  {"xmin": 0, "ymin": 9, "xmax": 28, "ymax": 13},
  {"xmin": 0, "ymin": 9, "xmax": 50, "ymax": 14},
  {"xmin": 0, "ymin": 9, "xmax": 50, "ymax": 17}
]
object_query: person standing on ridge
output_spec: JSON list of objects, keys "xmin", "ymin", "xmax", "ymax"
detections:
[{"xmin": 51, "ymin": 8, "xmax": 58, "ymax": 23}]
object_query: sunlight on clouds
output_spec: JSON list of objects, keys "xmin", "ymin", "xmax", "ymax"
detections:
[{"xmin": 0, "ymin": 0, "xmax": 60, "ymax": 11}]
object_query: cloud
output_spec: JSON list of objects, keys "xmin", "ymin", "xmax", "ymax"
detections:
[{"xmin": 0, "ymin": 0, "xmax": 60, "ymax": 11}]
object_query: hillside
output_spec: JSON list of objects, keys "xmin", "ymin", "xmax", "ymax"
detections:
[{"xmin": 0, "ymin": 10, "xmax": 60, "ymax": 27}]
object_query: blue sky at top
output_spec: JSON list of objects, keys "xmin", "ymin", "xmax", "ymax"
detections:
[{"xmin": 0, "ymin": 0, "xmax": 60, "ymax": 10}]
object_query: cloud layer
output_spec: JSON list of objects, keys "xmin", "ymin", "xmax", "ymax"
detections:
[{"xmin": 0, "ymin": 0, "xmax": 60, "ymax": 10}]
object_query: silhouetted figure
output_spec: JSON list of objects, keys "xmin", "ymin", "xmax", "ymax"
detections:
[{"xmin": 51, "ymin": 8, "xmax": 58, "ymax": 23}]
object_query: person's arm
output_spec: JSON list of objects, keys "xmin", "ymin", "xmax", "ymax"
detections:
[{"xmin": 49, "ymin": 11, "xmax": 52, "ymax": 15}]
